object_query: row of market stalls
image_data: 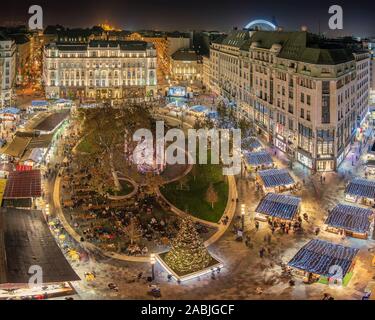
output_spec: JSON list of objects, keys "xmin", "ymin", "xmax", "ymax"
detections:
[{"xmin": 28, "ymin": 99, "xmax": 73, "ymax": 113}]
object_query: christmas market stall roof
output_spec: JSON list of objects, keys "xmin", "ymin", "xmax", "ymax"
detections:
[
  {"xmin": 32, "ymin": 111, "xmax": 69, "ymax": 132},
  {"xmin": 325, "ymin": 203, "xmax": 372, "ymax": 234},
  {"xmin": 345, "ymin": 178, "xmax": 375, "ymax": 199},
  {"xmin": 31, "ymin": 100, "xmax": 48, "ymax": 107},
  {"xmin": 245, "ymin": 151, "xmax": 273, "ymax": 167},
  {"xmin": 255, "ymin": 193, "xmax": 301, "ymax": 220},
  {"xmin": 0, "ymin": 107, "xmax": 21, "ymax": 115},
  {"xmin": 288, "ymin": 239, "xmax": 359, "ymax": 278},
  {"xmin": 0, "ymin": 208, "xmax": 80, "ymax": 284},
  {"xmin": 3, "ymin": 170, "xmax": 41, "ymax": 199},
  {"xmin": 258, "ymin": 169, "xmax": 295, "ymax": 188},
  {"xmin": 242, "ymin": 136, "xmax": 262, "ymax": 151}
]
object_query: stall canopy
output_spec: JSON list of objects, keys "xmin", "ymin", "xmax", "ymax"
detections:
[
  {"xmin": 245, "ymin": 151, "xmax": 273, "ymax": 167},
  {"xmin": 345, "ymin": 178, "xmax": 375, "ymax": 199},
  {"xmin": 255, "ymin": 193, "xmax": 301, "ymax": 220},
  {"xmin": 0, "ymin": 208, "xmax": 80, "ymax": 284},
  {"xmin": 3, "ymin": 170, "xmax": 41, "ymax": 199},
  {"xmin": 288, "ymin": 239, "xmax": 359, "ymax": 278},
  {"xmin": 242, "ymin": 137, "xmax": 262, "ymax": 151},
  {"xmin": 31, "ymin": 100, "xmax": 48, "ymax": 107},
  {"xmin": 0, "ymin": 107, "xmax": 21, "ymax": 115},
  {"xmin": 190, "ymin": 105, "xmax": 209, "ymax": 114},
  {"xmin": 258, "ymin": 169, "xmax": 295, "ymax": 188},
  {"xmin": 325, "ymin": 203, "xmax": 372, "ymax": 234}
]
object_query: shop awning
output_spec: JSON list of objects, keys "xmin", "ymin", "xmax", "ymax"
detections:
[
  {"xmin": 325, "ymin": 203, "xmax": 372, "ymax": 234},
  {"xmin": 245, "ymin": 151, "xmax": 273, "ymax": 167},
  {"xmin": 31, "ymin": 100, "xmax": 48, "ymax": 107},
  {"xmin": 255, "ymin": 193, "xmax": 301, "ymax": 220},
  {"xmin": 258, "ymin": 169, "xmax": 295, "ymax": 188},
  {"xmin": 0, "ymin": 107, "xmax": 21, "ymax": 115},
  {"xmin": 288, "ymin": 239, "xmax": 358, "ymax": 278},
  {"xmin": 345, "ymin": 178, "xmax": 375, "ymax": 199}
]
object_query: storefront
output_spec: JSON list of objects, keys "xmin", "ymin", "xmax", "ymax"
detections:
[
  {"xmin": 275, "ymin": 135, "xmax": 287, "ymax": 153},
  {"xmin": 316, "ymin": 156, "xmax": 335, "ymax": 172},
  {"xmin": 296, "ymin": 151, "xmax": 313, "ymax": 169}
]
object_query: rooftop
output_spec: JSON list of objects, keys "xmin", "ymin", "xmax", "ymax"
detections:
[
  {"xmin": 255, "ymin": 193, "xmax": 301, "ymax": 221},
  {"xmin": 0, "ymin": 208, "xmax": 80, "ymax": 284},
  {"xmin": 3, "ymin": 170, "xmax": 41, "ymax": 199}
]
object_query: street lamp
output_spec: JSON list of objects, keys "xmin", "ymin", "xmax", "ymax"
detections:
[
  {"xmin": 241, "ymin": 204, "xmax": 245, "ymax": 231},
  {"xmin": 150, "ymin": 253, "xmax": 156, "ymax": 281}
]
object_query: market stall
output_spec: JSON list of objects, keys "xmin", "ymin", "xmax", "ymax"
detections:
[
  {"xmin": 325, "ymin": 203, "xmax": 373, "ymax": 239},
  {"xmin": 345, "ymin": 178, "xmax": 375, "ymax": 206},
  {"xmin": 242, "ymin": 136, "xmax": 262, "ymax": 153},
  {"xmin": 245, "ymin": 150, "xmax": 273, "ymax": 171},
  {"xmin": 288, "ymin": 239, "xmax": 359, "ymax": 286},
  {"xmin": 255, "ymin": 192, "xmax": 301, "ymax": 222},
  {"xmin": 257, "ymin": 168, "xmax": 295, "ymax": 193}
]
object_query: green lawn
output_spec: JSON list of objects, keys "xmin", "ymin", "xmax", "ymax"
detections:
[
  {"xmin": 160, "ymin": 153, "xmax": 229, "ymax": 223},
  {"xmin": 76, "ymin": 135, "xmax": 96, "ymax": 154}
]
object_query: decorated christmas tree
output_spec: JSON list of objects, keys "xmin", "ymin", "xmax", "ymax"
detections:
[{"xmin": 164, "ymin": 217, "xmax": 212, "ymax": 274}]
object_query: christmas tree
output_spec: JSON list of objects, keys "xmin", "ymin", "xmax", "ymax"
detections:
[{"xmin": 164, "ymin": 217, "xmax": 212, "ymax": 274}]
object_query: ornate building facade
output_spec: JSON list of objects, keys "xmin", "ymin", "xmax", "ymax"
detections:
[
  {"xmin": 0, "ymin": 34, "xmax": 16, "ymax": 107},
  {"xmin": 43, "ymin": 40, "xmax": 157, "ymax": 101},
  {"xmin": 208, "ymin": 29, "xmax": 370, "ymax": 171}
]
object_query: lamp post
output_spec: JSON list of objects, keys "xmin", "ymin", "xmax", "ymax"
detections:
[
  {"xmin": 150, "ymin": 253, "xmax": 156, "ymax": 281},
  {"xmin": 241, "ymin": 204, "xmax": 245, "ymax": 231}
]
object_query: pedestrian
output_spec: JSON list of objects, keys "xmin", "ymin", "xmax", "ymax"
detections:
[{"xmin": 255, "ymin": 220, "xmax": 259, "ymax": 231}]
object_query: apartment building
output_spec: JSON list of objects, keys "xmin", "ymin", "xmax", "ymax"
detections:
[
  {"xmin": 0, "ymin": 34, "xmax": 16, "ymax": 107},
  {"xmin": 208, "ymin": 30, "xmax": 370, "ymax": 171}
]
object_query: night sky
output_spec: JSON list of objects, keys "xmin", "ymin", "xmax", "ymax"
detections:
[{"xmin": 1, "ymin": 0, "xmax": 374, "ymax": 37}]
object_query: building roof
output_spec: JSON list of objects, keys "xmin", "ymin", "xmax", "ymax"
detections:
[
  {"xmin": 217, "ymin": 30, "xmax": 250, "ymax": 48},
  {"xmin": 245, "ymin": 151, "xmax": 273, "ymax": 167},
  {"xmin": 255, "ymin": 193, "xmax": 301, "ymax": 220},
  {"xmin": 33, "ymin": 111, "xmax": 69, "ymax": 132},
  {"xmin": 325, "ymin": 203, "xmax": 372, "ymax": 234},
  {"xmin": 258, "ymin": 169, "xmax": 295, "ymax": 188},
  {"xmin": 288, "ymin": 239, "xmax": 359, "ymax": 278},
  {"xmin": 248, "ymin": 31, "xmax": 355, "ymax": 65},
  {"xmin": 3, "ymin": 170, "xmax": 41, "ymax": 199},
  {"xmin": 345, "ymin": 178, "xmax": 375, "ymax": 199},
  {"xmin": 0, "ymin": 208, "xmax": 80, "ymax": 284},
  {"xmin": 1, "ymin": 136, "xmax": 32, "ymax": 158},
  {"xmin": 171, "ymin": 49, "xmax": 199, "ymax": 61}
]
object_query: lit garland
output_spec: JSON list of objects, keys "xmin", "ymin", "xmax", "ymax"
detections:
[{"xmin": 164, "ymin": 217, "xmax": 212, "ymax": 274}]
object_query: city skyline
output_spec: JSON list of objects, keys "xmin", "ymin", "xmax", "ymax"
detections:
[{"xmin": 1, "ymin": 0, "xmax": 375, "ymax": 37}]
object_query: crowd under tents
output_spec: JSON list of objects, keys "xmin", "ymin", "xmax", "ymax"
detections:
[
  {"xmin": 345, "ymin": 178, "xmax": 375, "ymax": 206},
  {"xmin": 2, "ymin": 170, "xmax": 41, "ymax": 208},
  {"xmin": 0, "ymin": 208, "xmax": 79, "ymax": 299},
  {"xmin": 288, "ymin": 239, "xmax": 359, "ymax": 285},
  {"xmin": 255, "ymin": 192, "xmax": 301, "ymax": 222},
  {"xmin": 245, "ymin": 151, "xmax": 273, "ymax": 170},
  {"xmin": 257, "ymin": 168, "xmax": 295, "ymax": 193},
  {"xmin": 325, "ymin": 203, "xmax": 373, "ymax": 239}
]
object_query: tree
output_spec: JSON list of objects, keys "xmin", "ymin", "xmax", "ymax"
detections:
[
  {"xmin": 121, "ymin": 217, "xmax": 142, "ymax": 245},
  {"xmin": 77, "ymin": 105, "xmax": 154, "ymax": 193},
  {"xmin": 164, "ymin": 217, "xmax": 212, "ymax": 274},
  {"xmin": 205, "ymin": 183, "xmax": 219, "ymax": 208}
]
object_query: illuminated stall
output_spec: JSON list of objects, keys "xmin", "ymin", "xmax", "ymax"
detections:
[
  {"xmin": 345, "ymin": 178, "xmax": 375, "ymax": 206},
  {"xmin": 288, "ymin": 239, "xmax": 358, "ymax": 286},
  {"xmin": 325, "ymin": 203, "xmax": 373, "ymax": 239},
  {"xmin": 257, "ymin": 168, "xmax": 295, "ymax": 193}
]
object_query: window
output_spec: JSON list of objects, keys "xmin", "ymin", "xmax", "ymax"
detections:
[
  {"xmin": 300, "ymin": 93, "xmax": 305, "ymax": 103},
  {"xmin": 300, "ymin": 108, "xmax": 305, "ymax": 119},
  {"xmin": 307, "ymin": 95, "xmax": 311, "ymax": 105}
]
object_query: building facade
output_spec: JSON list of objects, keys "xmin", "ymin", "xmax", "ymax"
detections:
[
  {"xmin": 43, "ymin": 40, "xmax": 157, "ymax": 101},
  {"xmin": 170, "ymin": 49, "xmax": 202, "ymax": 84},
  {"xmin": 208, "ymin": 30, "xmax": 370, "ymax": 171},
  {"xmin": 0, "ymin": 35, "xmax": 16, "ymax": 107}
]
